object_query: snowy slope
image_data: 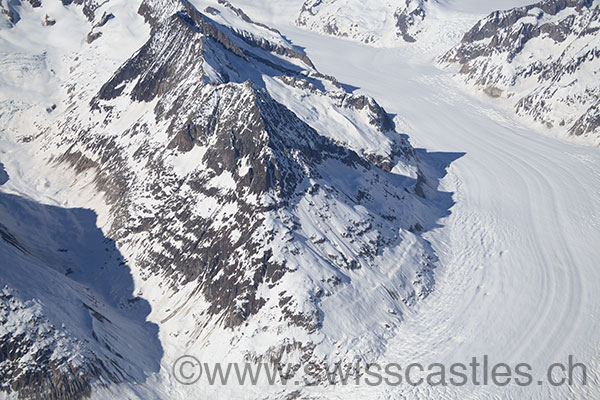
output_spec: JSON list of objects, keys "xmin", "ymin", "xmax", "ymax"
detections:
[
  {"xmin": 441, "ymin": 0, "xmax": 600, "ymax": 144},
  {"xmin": 0, "ymin": 191, "xmax": 162, "ymax": 399}
]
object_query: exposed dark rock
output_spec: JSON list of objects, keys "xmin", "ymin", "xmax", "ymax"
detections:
[
  {"xmin": 0, "ymin": 163, "xmax": 8, "ymax": 185},
  {"xmin": 61, "ymin": 0, "xmax": 101, "ymax": 21},
  {"xmin": 86, "ymin": 31, "xmax": 102, "ymax": 43},
  {"xmin": 570, "ymin": 101, "xmax": 600, "ymax": 137},
  {"xmin": 394, "ymin": 1, "xmax": 428, "ymax": 43},
  {"xmin": 43, "ymin": 14, "xmax": 55, "ymax": 26},
  {"xmin": 96, "ymin": 11, "xmax": 114, "ymax": 27}
]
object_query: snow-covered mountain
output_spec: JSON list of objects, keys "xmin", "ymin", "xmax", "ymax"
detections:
[
  {"xmin": 0, "ymin": 0, "xmax": 450, "ymax": 397},
  {"xmin": 0, "ymin": 191, "xmax": 162, "ymax": 399},
  {"xmin": 3, "ymin": 0, "xmax": 600, "ymax": 398},
  {"xmin": 441, "ymin": 0, "xmax": 600, "ymax": 144},
  {"xmin": 296, "ymin": 0, "xmax": 435, "ymax": 45}
]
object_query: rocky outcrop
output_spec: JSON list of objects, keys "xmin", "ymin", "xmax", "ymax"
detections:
[
  {"xmin": 1, "ymin": 0, "xmax": 41, "ymax": 25},
  {"xmin": 60, "ymin": 0, "xmax": 102, "ymax": 21},
  {"xmin": 394, "ymin": 0, "xmax": 428, "ymax": 43}
]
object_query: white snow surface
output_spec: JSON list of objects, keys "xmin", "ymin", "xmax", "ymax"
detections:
[{"xmin": 1, "ymin": 0, "xmax": 600, "ymax": 399}]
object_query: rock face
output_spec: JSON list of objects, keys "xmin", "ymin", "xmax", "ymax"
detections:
[
  {"xmin": 1, "ymin": 0, "xmax": 449, "ymax": 397},
  {"xmin": 442, "ymin": 0, "xmax": 600, "ymax": 143},
  {"xmin": 60, "ymin": 0, "xmax": 104, "ymax": 21},
  {"xmin": 296, "ymin": 0, "xmax": 432, "ymax": 45},
  {"xmin": 1, "ymin": 0, "xmax": 41, "ymax": 25},
  {"xmin": 57, "ymin": 0, "xmax": 439, "ymax": 357}
]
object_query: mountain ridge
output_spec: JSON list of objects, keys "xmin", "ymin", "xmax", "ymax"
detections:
[
  {"xmin": 0, "ymin": 0, "xmax": 454, "ymax": 397},
  {"xmin": 441, "ymin": 0, "xmax": 600, "ymax": 144}
]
